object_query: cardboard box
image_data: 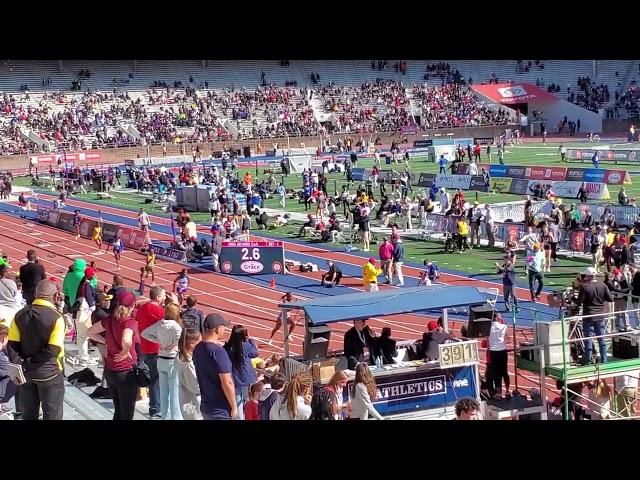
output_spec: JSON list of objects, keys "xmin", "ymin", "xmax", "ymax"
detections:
[{"xmin": 311, "ymin": 358, "xmax": 338, "ymax": 384}]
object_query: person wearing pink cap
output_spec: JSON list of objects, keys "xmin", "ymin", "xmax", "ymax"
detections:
[{"xmin": 362, "ymin": 258, "xmax": 382, "ymax": 292}]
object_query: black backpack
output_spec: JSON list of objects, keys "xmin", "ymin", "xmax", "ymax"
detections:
[{"xmin": 181, "ymin": 308, "xmax": 202, "ymax": 332}]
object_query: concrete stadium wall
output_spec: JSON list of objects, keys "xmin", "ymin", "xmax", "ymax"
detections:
[{"xmin": 1, "ymin": 125, "xmax": 513, "ymax": 172}]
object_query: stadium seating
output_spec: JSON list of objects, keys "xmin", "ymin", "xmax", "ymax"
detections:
[{"xmin": 0, "ymin": 59, "xmax": 634, "ymax": 154}]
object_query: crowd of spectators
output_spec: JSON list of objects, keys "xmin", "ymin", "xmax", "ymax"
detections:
[
  {"xmin": 413, "ymin": 83, "xmax": 513, "ymax": 128},
  {"xmin": 568, "ymin": 77, "xmax": 610, "ymax": 113},
  {"xmin": 315, "ymin": 80, "xmax": 413, "ymax": 133},
  {"xmin": 612, "ymin": 83, "xmax": 640, "ymax": 119},
  {"xmin": 0, "ymin": 76, "xmax": 520, "ymax": 155}
]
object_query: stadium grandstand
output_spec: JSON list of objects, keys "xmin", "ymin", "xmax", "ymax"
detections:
[{"xmin": 0, "ymin": 60, "xmax": 636, "ymax": 157}]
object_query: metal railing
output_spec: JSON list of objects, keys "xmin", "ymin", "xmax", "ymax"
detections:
[{"xmin": 549, "ymin": 307, "xmax": 640, "ymax": 420}]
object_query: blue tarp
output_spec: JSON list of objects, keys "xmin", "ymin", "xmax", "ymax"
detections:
[{"xmin": 281, "ymin": 285, "xmax": 487, "ymax": 325}]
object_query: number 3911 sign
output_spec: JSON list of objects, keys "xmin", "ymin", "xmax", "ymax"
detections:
[{"xmin": 219, "ymin": 241, "xmax": 285, "ymax": 275}]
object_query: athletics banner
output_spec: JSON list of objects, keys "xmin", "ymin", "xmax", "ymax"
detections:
[
  {"xmin": 149, "ymin": 244, "xmax": 187, "ymax": 262},
  {"xmin": 434, "ymin": 174, "xmax": 471, "ymax": 190}
]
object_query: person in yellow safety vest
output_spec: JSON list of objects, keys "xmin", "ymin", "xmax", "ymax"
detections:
[
  {"xmin": 456, "ymin": 219, "xmax": 470, "ymax": 253},
  {"xmin": 363, "ymin": 257, "xmax": 383, "ymax": 292}
]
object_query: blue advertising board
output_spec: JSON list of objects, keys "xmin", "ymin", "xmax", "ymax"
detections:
[
  {"xmin": 219, "ymin": 240, "xmax": 285, "ymax": 275},
  {"xmin": 347, "ymin": 365, "xmax": 477, "ymax": 416},
  {"xmin": 583, "ymin": 168, "xmax": 606, "ymax": 183},
  {"xmin": 489, "ymin": 164, "xmax": 508, "ymax": 177}
]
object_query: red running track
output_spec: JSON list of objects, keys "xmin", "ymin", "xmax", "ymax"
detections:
[
  {"xmin": 38, "ymin": 193, "xmax": 556, "ymax": 306},
  {"xmin": 6, "ymin": 201, "xmax": 559, "ymax": 393}
]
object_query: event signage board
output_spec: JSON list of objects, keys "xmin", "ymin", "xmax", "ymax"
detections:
[
  {"xmin": 57, "ymin": 212, "xmax": 75, "ymax": 233},
  {"xmin": 488, "ymin": 164, "xmax": 508, "ymax": 178},
  {"xmin": 566, "ymin": 168, "xmax": 585, "ymax": 182},
  {"xmin": 351, "ymin": 168, "xmax": 367, "ymax": 181},
  {"xmin": 101, "ymin": 222, "xmax": 120, "ymax": 244},
  {"xmin": 592, "ymin": 205, "xmax": 640, "ymax": 227},
  {"xmin": 548, "ymin": 167, "xmax": 568, "ymax": 181},
  {"xmin": 489, "ymin": 178, "xmax": 512, "ymax": 193},
  {"xmin": 582, "ymin": 169, "xmax": 605, "ymax": 183},
  {"xmin": 509, "ymin": 178, "xmax": 530, "ymax": 195},
  {"xmin": 37, "ymin": 206, "xmax": 50, "ymax": 222},
  {"xmin": 219, "ymin": 240, "xmax": 285, "ymax": 275},
  {"xmin": 79, "ymin": 219, "xmax": 98, "ymax": 239},
  {"xmin": 149, "ymin": 244, "xmax": 187, "ymax": 262},
  {"xmin": 468, "ymin": 176, "xmax": 487, "ymax": 191},
  {"xmin": 604, "ymin": 169, "xmax": 630, "ymax": 185},
  {"xmin": 435, "ymin": 174, "xmax": 471, "ymax": 190},
  {"xmin": 29, "ymin": 150, "xmax": 101, "ymax": 165},
  {"xmin": 543, "ymin": 181, "xmax": 610, "ymax": 200},
  {"xmin": 505, "ymin": 166, "xmax": 526, "ymax": 179},
  {"xmin": 566, "ymin": 149, "xmax": 640, "ymax": 162},
  {"xmin": 495, "ymin": 223, "xmax": 526, "ymax": 243},
  {"xmin": 473, "ymin": 137, "xmax": 494, "ymax": 145},
  {"xmin": 439, "ymin": 340, "xmax": 479, "ymax": 368},
  {"xmin": 46, "ymin": 209, "xmax": 61, "ymax": 226},
  {"xmin": 348, "ymin": 366, "xmax": 477, "ymax": 417},
  {"xmin": 417, "ymin": 173, "xmax": 437, "ymax": 187},
  {"xmin": 413, "ymin": 139, "xmax": 433, "ymax": 148}
]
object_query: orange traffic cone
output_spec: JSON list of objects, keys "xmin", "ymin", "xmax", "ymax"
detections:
[{"xmin": 270, "ymin": 278, "xmax": 276, "ymax": 288}]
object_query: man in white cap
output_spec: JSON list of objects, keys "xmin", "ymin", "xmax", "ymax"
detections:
[{"xmin": 576, "ymin": 267, "xmax": 613, "ymax": 365}]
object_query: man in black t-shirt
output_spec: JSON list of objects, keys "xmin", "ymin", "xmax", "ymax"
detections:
[
  {"xmin": 576, "ymin": 267, "xmax": 614, "ymax": 365},
  {"xmin": 18, "ymin": 250, "xmax": 46, "ymax": 305}
]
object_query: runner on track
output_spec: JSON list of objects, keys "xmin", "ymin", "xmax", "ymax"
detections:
[
  {"xmin": 173, "ymin": 268, "xmax": 189, "ymax": 305},
  {"xmin": 112, "ymin": 233, "xmax": 124, "ymax": 270},
  {"xmin": 73, "ymin": 210, "xmax": 81, "ymax": 239}
]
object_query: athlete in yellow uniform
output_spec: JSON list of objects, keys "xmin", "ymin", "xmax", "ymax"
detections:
[
  {"xmin": 92, "ymin": 225, "xmax": 102, "ymax": 249},
  {"xmin": 144, "ymin": 249, "xmax": 156, "ymax": 284}
]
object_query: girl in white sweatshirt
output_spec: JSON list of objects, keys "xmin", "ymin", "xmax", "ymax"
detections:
[
  {"xmin": 175, "ymin": 327, "xmax": 202, "ymax": 420},
  {"xmin": 142, "ymin": 304, "xmax": 183, "ymax": 420}
]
